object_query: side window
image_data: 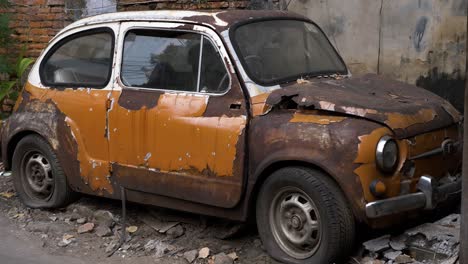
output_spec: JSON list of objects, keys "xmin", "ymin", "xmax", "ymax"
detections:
[
  {"xmin": 40, "ymin": 29, "xmax": 114, "ymax": 88},
  {"xmin": 121, "ymin": 29, "xmax": 229, "ymax": 93}
]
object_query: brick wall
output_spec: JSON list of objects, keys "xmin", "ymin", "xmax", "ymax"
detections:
[{"xmin": 0, "ymin": 0, "xmax": 74, "ymax": 58}]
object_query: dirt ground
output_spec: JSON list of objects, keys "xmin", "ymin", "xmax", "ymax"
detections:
[{"xmin": 0, "ymin": 170, "xmax": 460, "ymax": 264}]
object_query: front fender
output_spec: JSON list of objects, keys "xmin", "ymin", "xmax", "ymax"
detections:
[{"xmin": 248, "ymin": 111, "xmax": 384, "ymax": 222}]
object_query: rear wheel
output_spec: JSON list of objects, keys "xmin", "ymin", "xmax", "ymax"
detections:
[
  {"xmin": 256, "ymin": 167, "xmax": 355, "ymax": 264},
  {"xmin": 12, "ymin": 135, "xmax": 77, "ymax": 208}
]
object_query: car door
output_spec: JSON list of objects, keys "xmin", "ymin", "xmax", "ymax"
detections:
[
  {"xmin": 108, "ymin": 22, "xmax": 248, "ymax": 208},
  {"xmin": 35, "ymin": 24, "xmax": 119, "ymax": 195}
]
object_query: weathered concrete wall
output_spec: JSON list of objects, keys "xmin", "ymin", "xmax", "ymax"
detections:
[{"xmin": 288, "ymin": 0, "xmax": 467, "ymax": 111}]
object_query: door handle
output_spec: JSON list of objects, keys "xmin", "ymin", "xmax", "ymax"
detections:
[{"xmin": 230, "ymin": 103, "xmax": 242, "ymax": 110}]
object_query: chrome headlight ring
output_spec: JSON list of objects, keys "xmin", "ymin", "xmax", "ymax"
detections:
[{"xmin": 375, "ymin": 135, "xmax": 399, "ymax": 174}]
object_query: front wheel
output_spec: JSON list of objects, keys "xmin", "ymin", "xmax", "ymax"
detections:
[
  {"xmin": 256, "ymin": 167, "xmax": 355, "ymax": 264},
  {"xmin": 12, "ymin": 135, "xmax": 77, "ymax": 208}
]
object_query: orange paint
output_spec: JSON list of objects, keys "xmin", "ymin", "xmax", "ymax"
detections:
[
  {"xmin": 385, "ymin": 109, "xmax": 436, "ymax": 129},
  {"xmin": 354, "ymin": 127, "xmax": 407, "ymax": 202},
  {"xmin": 108, "ymin": 92, "xmax": 246, "ymax": 177},
  {"xmin": 290, "ymin": 112, "xmax": 345, "ymax": 124},
  {"xmin": 354, "ymin": 124, "xmax": 460, "ymax": 203},
  {"xmin": 250, "ymin": 92, "xmax": 271, "ymax": 116},
  {"xmin": 23, "ymin": 83, "xmax": 113, "ymax": 194}
]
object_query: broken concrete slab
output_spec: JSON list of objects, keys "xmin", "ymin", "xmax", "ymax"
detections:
[
  {"xmin": 384, "ymin": 250, "xmax": 402, "ymax": 260},
  {"xmin": 363, "ymin": 235, "xmax": 391, "ymax": 253}
]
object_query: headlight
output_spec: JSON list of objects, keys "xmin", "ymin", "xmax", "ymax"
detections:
[{"xmin": 375, "ymin": 135, "xmax": 399, "ymax": 173}]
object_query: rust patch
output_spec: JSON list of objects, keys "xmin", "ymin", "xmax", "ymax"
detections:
[
  {"xmin": 110, "ymin": 92, "xmax": 246, "ymax": 176},
  {"xmin": 385, "ymin": 109, "xmax": 436, "ymax": 129},
  {"xmin": 266, "ymin": 74, "xmax": 460, "ymax": 138},
  {"xmin": 22, "ymin": 83, "xmax": 113, "ymax": 194},
  {"xmin": 290, "ymin": 112, "xmax": 346, "ymax": 124},
  {"xmin": 117, "ymin": 88, "xmax": 161, "ymax": 111}
]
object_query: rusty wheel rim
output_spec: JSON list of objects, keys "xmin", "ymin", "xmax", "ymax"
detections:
[
  {"xmin": 21, "ymin": 151, "xmax": 54, "ymax": 201},
  {"xmin": 270, "ymin": 187, "xmax": 321, "ymax": 259}
]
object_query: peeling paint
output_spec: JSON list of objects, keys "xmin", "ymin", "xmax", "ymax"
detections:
[{"xmin": 290, "ymin": 112, "xmax": 346, "ymax": 124}]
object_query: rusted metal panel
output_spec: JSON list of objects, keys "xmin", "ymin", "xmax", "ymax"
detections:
[{"xmin": 263, "ymin": 74, "xmax": 461, "ymax": 139}]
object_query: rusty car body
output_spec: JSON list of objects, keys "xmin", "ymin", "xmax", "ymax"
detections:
[{"xmin": 0, "ymin": 10, "xmax": 462, "ymax": 264}]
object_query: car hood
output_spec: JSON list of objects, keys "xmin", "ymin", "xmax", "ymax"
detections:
[{"xmin": 265, "ymin": 74, "xmax": 461, "ymax": 139}]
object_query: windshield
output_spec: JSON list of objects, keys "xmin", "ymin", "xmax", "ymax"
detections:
[{"xmin": 233, "ymin": 20, "xmax": 347, "ymax": 85}]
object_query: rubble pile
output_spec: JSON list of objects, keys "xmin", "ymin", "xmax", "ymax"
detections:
[
  {"xmin": 358, "ymin": 214, "xmax": 460, "ymax": 264},
  {"xmin": 0, "ymin": 172, "xmax": 271, "ymax": 263},
  {"xmin": 0, "ymin": 169, "xmax": 461, "ymax": 264}
]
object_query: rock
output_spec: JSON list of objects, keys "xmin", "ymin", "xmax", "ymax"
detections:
[
  {"xmin": 361, "ymin": 257, "xmax": 384, "ymax": 264},
  {"xmin": 58, "ymin": 234, "xmax": 75, "ymax": 247},
  {"xmin": 227, "ymin": 252, "xmax": 238, "ymax": 261},
  {"xmin": 154, "ymin": 241, "xmax": 171, "ymax": 258},
  {"xmin": 76, "ymin": 218, "xmax": 87, "ymax": 224},
  {"xmin": 198, "ymin": 247, "xmax": 210, "ymax": 259},
  {"xmin": 139, "ymin": 213, "xmax": 179, "ymax": 233},
  {"xmin": 434, "ymin": 214, "xmax": 460, "ymax": 228},
  {"xmin": 57, "ymin": 240, "xmax": 71, "ymax": 247},
  {"xmin": 384, "ymin": 250, "xmax": 402, "ymax": 260},
  {"xmin": 166, "ymin": 225, "xmax": 185, "ymax": 238},
  {"xmin": 77, "ymin": 223, "xmax": 95, "ymax": 234},
  {"xmin": 143, "ymin": 239, "xmax": 171, "ymax": 257},
  {"xmin": 144, "ymin": 240, "xmax": 158, "ymax": 252},
  {"xmin": 69, "ymin": 213, "xmax": 81, "ymax": 221},
  {"xmin": 214, "ymin": 253, "xmax": 233, "ymax": 264},
  {"xmin": 183, "ymin": 250, "xmax": 198, "ymax": 263},
  {"xmin": 389, "ymin": 236, "xmax": 407, "ymax": 251},
  {"xmin": 26, "ymin": 222, "xmax": 50, "ymax": 233},
  {"xmin": 105, "ymin": 240, "xmax": 119, "ymax": 253},
  {"xmin": 93, "ymin": 210, "xmax": 115, "ymax": 228},
  {"xmin": 363, "ymin": 235, "xmax": 391, "ymax": 253},
  {"xmin": 95, "ymin": 225, "xmax": 112, "ymax": 237},
  {"xmin": 49, "ymin": 216, "xmax": 58, "ymax": 222},
  {"xmin": 394, "ymin": 254, "xmax": 413, "ymax": 264},
  {"xmin": 68, "ymin": 204, "xmax": 94, "ymax": 218},
  {"xmin": 126, "ymin": 226, "xmax": 138, "ymax": 233}
]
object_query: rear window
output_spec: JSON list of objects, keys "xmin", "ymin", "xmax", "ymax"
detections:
[{"xmin": 40, "ymin": 29, "xmax": 114, "ymax": 88}]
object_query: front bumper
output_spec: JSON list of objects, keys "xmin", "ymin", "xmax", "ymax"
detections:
[{"xmin": 365, "ymin": 175, "xmax": 461, "ymax": 218}]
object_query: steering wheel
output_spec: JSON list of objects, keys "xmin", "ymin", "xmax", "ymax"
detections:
[{"xmin": 244, "ymin": 55, "xmax": 264, "ymax": 79}]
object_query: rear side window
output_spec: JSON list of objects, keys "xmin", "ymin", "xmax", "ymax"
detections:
[
  {"xmin": 121, "ymin": 29, "xmax": 229, "ymax": 93},
  {"xmin": 40, "ymin": 29, "xmax": 114, "ymax": 88}
]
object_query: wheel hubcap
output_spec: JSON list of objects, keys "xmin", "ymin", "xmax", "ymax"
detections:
[
  {"xmin": 270, "ymin": 187, "xmax": 321, "ymax": 259},
  {"xmin": 22, "ymin": 152, "xmax": 54, "ymax": 200}
]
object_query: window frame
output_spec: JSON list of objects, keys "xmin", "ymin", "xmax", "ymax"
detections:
[
  {"xmin": 39, "ymin": 27, "xmax": 116, "ymax": 89},
  {"xmin": 229, "ymin": 17, "xmax": 349, "ymax": 87},
  {"xmin": 119, "ymin": 26, "xmax": 232, "ymax": 96}
]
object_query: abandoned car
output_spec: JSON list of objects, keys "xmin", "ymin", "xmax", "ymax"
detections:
[{"xmin": 0, "ymin": 10, "xmax": 462, "ymax": 264}]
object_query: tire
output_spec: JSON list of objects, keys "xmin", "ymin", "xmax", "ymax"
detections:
[
  {"xmin": 256, "ymin": 167, "xmax": 355, "ymax": 264},
  {"xmin": 12, "ymin": 134, "xmax": 77, "ymax": 208}
]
